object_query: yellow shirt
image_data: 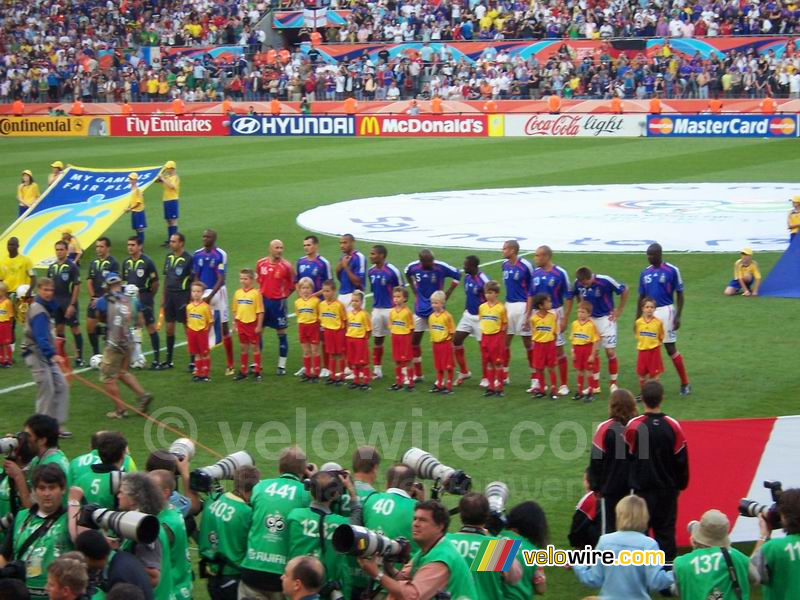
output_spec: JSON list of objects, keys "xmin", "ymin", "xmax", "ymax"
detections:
[
  {"xmin": 0, "ymin": 298, "xmax": 13, "ymax": 322},
  {"xmin": 346, "ymin": 309, "xmax": 371, "ymax": 339},
  {"xmin": 186, "ymin": 301, "xmax": 213, "ymax": 332},
  {"xmin": 389, "ymin": 306, "xmax": 414, "ymax": 335},
  {"xmin": 18, "ymin": 183, "xmax": 40, "ymax": 207},
  {"xmin": 429, "ymin": 310, "xmax": 455, "ymax": 343},
  {"xmin": 294, "ymin": 296, "xmax": 320, "ymax": 324},
  {"xmin": 233, "ymin": 288, "xmax": 264, "ymax": 324},
  {"xmin": 634, "ymin": 316, "xmax": 664, "ymax": 351},
  {"xmin": 733, "ymin": 259, "xmax": 761, "ymax": 282},
  {"xmin": 478, "ymin": 301, "xmax": 507, "ymax": 335},
  {"xmin": 161, "ymin": 174, "xmax": 180, "ymax": 201},
  {"xmin": 146, "ymin": 78, "xmax": 159, "ymax": 94},
  {"xmin": 319, "ymin": 299, "xmax": 346, "ymax": 330},
  {"xmin": 158, "ymin": 81, "xmax": 169, "ymax": 95},
  {"xmin": 0, "ymin": 254, "xmax": 34, "ymax": 292},
  {"xmin": 570, "ymin": 319, "xmax": 599, "ymax": 346},
  {"xmin": 129, "ymin": 187, "xmax": 144, "ymax": 212},
  {"xmin": 789, "ymin": 210, "xmax": 800, "ymax": 234},
  {"xmin": 531, "ymin": 311, "xmax": 557, "ymax": 343}
]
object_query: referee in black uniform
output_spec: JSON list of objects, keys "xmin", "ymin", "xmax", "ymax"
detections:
[
  {"xmin": 48, "ymin": 240, "xmax": 84, "ymax": 366},
  {"xmin": 122, "ymin": 236, "xmax": 161, "ymax": 369},
  {"xmin": 161, "ymin": 232, "xmax": 193, "ymax": 369},
  {"xmin": 86, "ymin": 236, "xmax": 119, "ymax": 356}
]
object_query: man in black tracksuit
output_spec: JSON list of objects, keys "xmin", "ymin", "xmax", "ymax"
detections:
[{"xmin": 624, "ymin": 380, "xmax": 689, "ymax": 561}]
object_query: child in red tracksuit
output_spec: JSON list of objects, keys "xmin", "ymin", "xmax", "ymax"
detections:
[
  {"xmin": 569, "ymin": 301, "xmax": 599, "ymax": 402},
  {"xmin": 388, "ymin": 286, "xmax": 415, "ymax": 392},
  {"xmin": 346, "ymin": 290, "xmax": 371, "ymax": 389},
  {"xmin": 0, "ymin": 283, "xmax": 13, "ymax": 367},
  {"xmin": 185, "ymin": 282, "xmax": 214, "ymax": 381},
  {"xmin": 319, "ymin": 279, "xmax": 347, "ymax": 384},
  {"xmin": 428, "ymin": 290, "xmax": 456, "ymax": 394},
  {"xmin": 478, "ymin": 281, "xmax": 508, "ymax": 396}
]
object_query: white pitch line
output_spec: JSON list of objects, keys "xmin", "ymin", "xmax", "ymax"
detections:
[{"xmin": 0, "ymin": 252, "xmax": 527, "ymax": 396}]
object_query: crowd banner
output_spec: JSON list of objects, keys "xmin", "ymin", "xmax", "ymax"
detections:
[
  {"xmin": 677, "ymin": 415, "xmax": 800, "ymax": 546},
  {"xmin": 0, "ymin": 116, "xmax": 109, "ymax": 137},
  {"xmin": 356, "ymin": 114, "xmax": 488, "ymax": 137},
  {"xmin": 109, "ymin": 115, "xmax": 229, "ymax": 136},
  {"xmin": 504, "ymin": 113, "xmax": 644, "ymax": 137},
  {"xmin": 647, "ymin": 114, "xmax": 798, "ymax": 137},
  {"xmin": 0, "ymin": 166, "xmax": 162, "ymax": 267},
  {"xmin": 229, "ymin": 115, "xmax": 355, "ymax": 136}
]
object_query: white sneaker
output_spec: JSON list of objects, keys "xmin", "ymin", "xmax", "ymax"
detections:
[
  {"xmin": 592, "ymin": 386, "xmax": 601, "ymax": 394},
  {"xmin": 479, "ymin": 378, "xmax": 490, "ymax": 388},
  {"xmin": 526, "ymin": 379, "xmax": 541, "ymax": 394},
  {"xmin": 504, "ymin": 377, "xmax": 511, "ymax": 385},
  {"xmin": 294, "ymin": 367, "xmax": 305, "ymax": 377},
  {"xmin": 345, "ymin": 372, "xmax": 356, "ymax": 381},
  {"xmin": 344, "ymin": 367, "xmax": 353, "ymax": 376},
  {"xmin": 414, "ymin": 375, "xmax": 425, "ymax": 383},
  {"xmin": 610, "ymin": 383, "xmax": 619, "ymax": 393},
  {"xmin": 583, "ymin": 387, "xmax": 594, "ymax": 396},
  {"xmin": 558, "ymin": 384, "xmax": 570, "ymax": 396},
  {"xmin": 373, "ymin": 366, "xmax": 383, "ymax": 379},
  {"xmin": 455, "ymin": 372, "xmax": 471, "ymax": 386},
  {"xmin": 320, "ymin": 368, "xmax": 330, "ymax": 378}
]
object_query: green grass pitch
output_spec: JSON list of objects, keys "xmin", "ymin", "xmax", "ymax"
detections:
[{"xmin": 2, "ymin": 136, "xmax": 799, "ymax": 599}]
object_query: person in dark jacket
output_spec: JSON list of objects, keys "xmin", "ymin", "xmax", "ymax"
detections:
[
  {"xmin": 624, "ymin": 380, "xmax": 689, "ymax": 561},
  {"xmin": 569, "ymin": 469, "xmax": 600, "ymax": 549},
  {"xmin": 589, "ymin": 388, "xmax": 638, "ymax": 534}
]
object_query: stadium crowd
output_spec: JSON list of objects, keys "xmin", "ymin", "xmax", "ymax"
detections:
[{"xmin": 1, "ymin": 411, "xmax": 799, "ymax": 600}]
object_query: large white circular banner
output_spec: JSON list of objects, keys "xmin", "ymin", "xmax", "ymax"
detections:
[{"xmin": 297, "ymin": 183, "xmax": 797, "ymax": 252}]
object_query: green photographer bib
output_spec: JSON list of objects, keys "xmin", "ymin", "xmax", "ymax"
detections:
[
  {"xmin": 199, "ymin": 492, "xmax": 252, "ymax": 576},
  {"xmin": 760, "ymin": 534, "xmax": 800, "ymax": 600},
  {"xmin": 76, "ymin": 471, "xmax": 118, "ymax": 510},
  {"xmin": 11, "ymin": 508, "xmax": 72, "ymax": 597},
  {"xmin": 674, "ymin": 546, "xmax": 751, "ymax": 600},
  {"xmin": 363, "ymin": 491, "xmax": 418, "ymax": 553},
  {"xmin": 160, "ymin": 506, "xmax": 193, "ymax": 600},
  {"xmin": 409, "ymin": 534, "xmax": 478, "ymax": 600},
  {"xmin": 499, "ymin": 530, "xmax": 539, "ymax": 599},
  {"xmin": 448, "ymin": 530, "xmax": 504, "ymax": 600}
]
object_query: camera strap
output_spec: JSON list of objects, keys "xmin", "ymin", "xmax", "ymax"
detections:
[
  {"xmin": 16, "ymin": 505, "xmax": 66, "ymax": 560},
  {"xmin": 720, "ymin": 547, "xmax": 743, "ymax": 600}
]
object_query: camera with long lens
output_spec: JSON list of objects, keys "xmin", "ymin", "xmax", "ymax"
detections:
[
  {"xmin": 402, "ymin": 448, "xmax": 471, "ymax": 495},
  {"xmin": 332, "ymin": 524, "xmax": 411, "ymax": 564},
  {"xmin": 0, "ymin": 436, "xmax": 19, "ymax": 456},
  {"xmin": 170, "ymin": 438, "xmax": 195, "ymax": 461},
  {"xmin": 0, "ymin": 512, "xmax": 13, "ymax": 531},
  {"xmin": 739, "ymin": 480, "xmax": 784, "ymax": 530},
  {"xmin": 77, "ymin": 504, "xmax": 160, "ymax": 544},
  {"xmin": 485, "ymin": 481, "xmax": 509, "ymax": 536},
  {"xmin": 190, "ymin": 451, "xmax": 254, "ymax": 493}
]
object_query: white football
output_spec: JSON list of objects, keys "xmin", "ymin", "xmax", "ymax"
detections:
[
  {"xmin": 131, "ymin": 354, "xmax": 146, "ymax": 369},
  {"xmin": 89, "ymin": 354, "xmax": 103, "ymax": 369}
]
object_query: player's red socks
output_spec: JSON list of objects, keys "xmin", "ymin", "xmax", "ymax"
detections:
[
  {"xmin": 446, "ymin": 368, "xmax": 454, "ymax": 391},
  {"xmin": 671, "ymin": 352, "xmax": 689, "ymax": 385},
  {"xmin": 253, "ymin": 351, "xmax": 262, "ymax": 375},
  {"xmin": 223, "ymin": 335, "xmax": 234, "ymax": 369},
  {"xmin": 239, "ymin": 352, "xmax": 248, "ymax": 375},
  {"xmin": 337, "ymin": 358, "xmax": 346, "ymax": 381},
  {"xmin": 412, "ymin": 345, "xmax": 422, "ymax": 378},
  {"xmin": 593, "ymin": 357, "xmax": 601, "ymax": 389},
  {"xmin": 503, "ymin": 347, "xmax": 511, "ymax": 381},
  {"xmin": 549, "ymin": 370, "xmax": 557, "ymax": 393},
  {"xmin": 454, "ymin": 346, "xmax": 467, "ymax": 374},
  {"xmin": 198, "ymin": 357, "xmax": 210, "ymax": 377},
  {"xmin": 373, "ymin": 345, "xmax": 383, "ymax": 369},
  {"xmin": 0, "ymin": 345, "xmax": 9, "ymax": 365},
  {"xmin": 353, "ymin": 367, "xmax": 362, "ymax": 385},
  {"xmin": 577, "ymin": 373, "xmax": 584, "ymax": 393},
  {"xmin": 394, "ymin": 364, "xmax": 404, "ymax": 386},
  {"xmin": 406, "ymin": 366, "xmax": 415, "ymax": 388},
  {"xmin": 558, "ymin": 354, "xmax": 568, "ymax": 386},
  {"xmin": 312, "ymin": 355, "xmax": 321, "ymax": 377},
  {"xmin": 480, "ymin": 346, "xmax": 489, "ymax": 380},
  {"xmin": 436, "ymin": 371, "xmax": 443, "ymax": 389},
  {"xmin": 362, "ymin": 367, "xmax": 371, "ymax": 385},
  {"xmin": 486, "ymin": 366, "xmax": 495, "ymax": 391},
  {"xmin": 608, "ymin": 356, "xmax": 619, "ymax": 378},
  {"xmin": 303, "ymin": 356, "xmax": 312, "ymax": 377},
  {"xmin": 327, "ymin": 356, "xmax": 336, "ymax": 379}
]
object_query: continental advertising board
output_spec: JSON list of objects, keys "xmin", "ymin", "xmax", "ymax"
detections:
[{"xmin": 0, "ymin": 116, "xmax": 110, "ymax": 137}]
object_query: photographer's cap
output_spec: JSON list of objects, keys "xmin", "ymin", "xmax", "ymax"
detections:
[
  {"xmin": 104, "ymin": 272, "xmax": 122, "ymax": 286},
  {"xmin": 688, "ymin": 509, "xmax": 730, "ymax": 547}
]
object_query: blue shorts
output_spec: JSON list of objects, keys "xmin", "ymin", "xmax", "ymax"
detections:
[
  {"xmin": 163, "ymin": 199, "xmax": 179, "ymax": 220},
  {"xmin": 263, "ymin": 297, "xmax": 288, "ymax": 330},
  {"xmin": 727, "ymin": 279, "xmax": 753, "ymax": 291},
  {"xmin": 131, "ymin": 211, "xmax": 147, "ymax": 230},
  {"xmin": 18, "ymin": 205, "xmax": 27, "ymax": 217}
]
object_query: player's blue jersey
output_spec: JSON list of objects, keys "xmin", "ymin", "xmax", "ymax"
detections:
[
  {"xmin": 463, "ymin": 272, "xmax": 491, "ymax": 315},
  {"xmin": 638, "ymin": 262, "xmax": 684, "ymax": 307},
  {"xmin": 295, "ymin": 255, "xmax": 331, "ymax": 292},
  {"xmin": 575, "ymin": 274, "xmax": 626, "ymax": 317},
  {"xmin": 369, "ymin": 263, "xmax": 403, "ymax": 309},
  {"xmin": 338, "ymin": 251, "xmax": 367, "ymax": 294},
  {"xmin": 531, "ymin": 265, "xmax": 573, "ymax": 309},
  {"xmin": 405, "ymin": 260, "xmax": 461, "ymax": 317},
  {"xmin": 502, "ymin": 258, "xmax": 534, "ymax": 303},
  {"xmin": 193, "ymin": 247, "xmax": 227, "ymax": 289}
]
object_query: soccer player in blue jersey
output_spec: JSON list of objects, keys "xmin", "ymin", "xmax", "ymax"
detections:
[
  {"xmin": 530, "ymin": 245, "xmax": 574, "ymax": 396},
  {"xmin": 453, "ymin": 255, "xmax": 491, "ymax": 387},
  {"xmin": 368, "ymin": 245, "xmax": 403, "ymax": 380},
  {"xmin": 405, "ymin": 249, "xmax": 460, "ymax": 381},
  {"xmin": 574, "ymin": 266, "xmax": 629, "ymax": 394},
  {"xmin": 502, "ymin": 240, "xmax": 534, "ymax": 386},
  {"xmin": 294, "ymin": 235, "xmax": 332, "ymax": 376},
  {"xmin": 193, "ymin": 229, "xmax": 235, "ymax": 374},
  {"xmin": 335, "ymin": 234, "xmax": 367, "ymax": 307},
  {"xmin": 637, "ymin": 243, "xmax": 691, "ymax": 396}
]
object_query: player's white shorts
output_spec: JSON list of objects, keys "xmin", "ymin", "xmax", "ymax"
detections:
[
  {"xmin": 506, "ymin": 301, "xmax": 530, "ymax": 336},
  {"xmin": 372, "ymin": 308, "xmax": 391, "ymax": 337},
  {"xmin": 552, "ymin": 306, "xmax": 565, "ymax": 347},
  {"xmin": 654, "ymin": 304, "xmax": 677, "ymax": 344},
  {"xmin": 338, "ymin": 293, "xmax": 353, "ymax": 308},
  {"xmin": 414, "ymin": 314, "xmax": 429, "ymax": 332},
  {"xmin": 207, "ymin": 285, "xmax": 229, "ymax": 323},
  {"xmin": 455, "ymin": 310, "xmax": 482, "ymax": 341},
  {"xmin": 591, "ymin": 315, "xmax": 617, "ymax": 349}
]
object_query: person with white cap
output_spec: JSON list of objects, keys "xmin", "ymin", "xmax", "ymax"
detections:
[
  {"xmin": 125, "ymin": 172, "xmax": 147, "ymax": 245},
  {"xmin": 673, "ymin": 509, "xmax": 759, "ymax": 598},
  {"xmin": 724, "ymin": 248, "xmax": 762, "ymax": 296},
  {"xmin": 17, "ymin": 169, "xmax": 40, "ymax": 216},
  {"xmin": 156, "ymin": 160, "xmax": 180, "ymax": 247},
  {"xmin": 48, "ymin": 161, "xmax": 65, "ymax": 185}
]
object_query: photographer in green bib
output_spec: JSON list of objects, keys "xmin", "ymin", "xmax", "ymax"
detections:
[
  {"xmin": 0, "ymin": 464, "xmax": 72, "ymax": 597},
  {"xmin": 286, "ymin": 469, "xmax": 365, "ymax": 599},
  {"xmin": 751, "ymin": 488, "xmax": 800, "ymax": 600},
  {"xmin": 358, "ymin": 500, "xmax": 478, "ymax": 600},
  {"xmin": 73, "ymin": 433, "xmax": 128, "ymax": 510},
  {"xmin": 198, "ymin": 465, "xmax": 261, "ymax": 600},
  {"xmin": 68, "ymin": 432, "xmax": 137, "ymax": 485},
  {"xmin": 500, "ymin": 501, "xmax": 549, "ymax": 598},
  {"xmin": 149, "ymin": 470, "xmax": 193, "ymax": 600},
  {"xmin": 347, "ymin": 447, "xmax": 381, "ymax": 599},
  {"xmin": 240, "ymin": 446, "xmax": 313, "ymax": 600},
  {"xmin": 363, "ymin": 465, "xmax": 422, "ymax": 555},
  {"xmin": 448, "ymin": 493, "xmax": 521, "ymax": 600}
]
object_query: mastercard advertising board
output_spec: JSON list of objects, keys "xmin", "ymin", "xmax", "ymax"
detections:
[{"xmin": 647, "ymin": 114, "xmax": 797, "ymax": 138}]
